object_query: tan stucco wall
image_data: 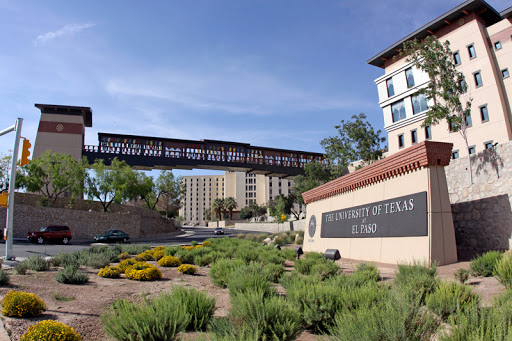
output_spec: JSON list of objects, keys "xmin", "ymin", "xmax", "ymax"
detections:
[{"xmin": 304, "ymin": 166, "xmax": 457, "ymax": 265}]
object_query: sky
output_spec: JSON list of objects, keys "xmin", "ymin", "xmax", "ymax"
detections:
[{"xmin": 0, "ymin": 0, "xmax": 510, "ymax": 177}]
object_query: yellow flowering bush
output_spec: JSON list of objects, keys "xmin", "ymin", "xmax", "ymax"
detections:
[
  {"xmin": 152, "ymin": 247, "xmax": 165, "ymax": 260},
  {"xmin": 202, "ymin": 241, "xmax": 212, "ymax": 247},
  {"xmin": 97, "ymin": 266, "xmax": 122, "ymax": 278},
  {"xmin": 118, "ymin": 259, "xmax": 137, "ymax": 272},
  {"xmin": 177, "ymin": 264, "xmax": 198, "ymax": 275},
  {"xmin": 194, "ymin": 245, "xmax": 203, "ymax": 249},
  {"xmin": 1, "ymin": 290, "xmax": 47, "ymax": 318},
  {"xmin": 182, "ymin": 246, "xmax": 195, "ymax": 251},
  {"xmin": 158, "ymin": 256, "xmax": 182, "ymax": 267},
  {"xmin": 118, "ymin": 252, "xmax": 131, "ymax": 260},
  {"xmin": 20, "ymin": 320, "xmax": 82, "ymax": 341},
  {"xmin": 134, "ymin": 250, "xmax": 154, "ymax": 262},
  {"xmin": 125, "ymin": 262, "xmax": 162, "ymax": 281}
]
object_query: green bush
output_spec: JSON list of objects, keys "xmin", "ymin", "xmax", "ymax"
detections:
[
  {"xmin": 210, "ymin": 259, "xmax": 245, "ymax": 288},
  {"xmin": 208, "ymin": 317, "xmax": 262, "ymax": 341},
  {"xmin": 311, "ymin": 261, "xmax": 340, "ymax": 280},
  {"xmin": 175, "ymin": 250, "xmax": 195, "ymax": 264},
  {"xmin": 15, "ymin": 261, "xmax": 30, "ymax": 275},
  {"xmin": 394, "ymin": 261, "xmax": 438, "ymax": 304},
  {"xmin": 455, "ymin": 268, "xmax": 470, "ymax": 284},
  {"xmin": 281, "ymin": 248, "xmax": 297, "ymax": 261},
  {"xmin": 26, "ymin": 255, "xmax": 51, "ymax": 271},
  {"xmin": 425, "ymin": 281, "xmax": 480, "ymax": 321},
  {"xmin": 234, "ymin": 248, "xmax": 260, "ymax": 264},
  {"xmin": 194, "ymin": 253, "xmax": 215, "ymax": 267},
  {"xmin": 470, "ymin": 250, "xmax": 503, "ymax": 277},
  {"xmin": 263, "ymin": 263, "xmax": 285, "ymax": 283},
  {"xmin": 55, "ymin": 266, "xmax": 89, "ymax": 285},
  {"xmin": 1, "ymin": 290, "xmax": 47, "ymax": 317},
  {"xmin": 0, "ymin": 269, "xmax": 9, "ymax": 286},
  {"xmin": 294, "ymin": 252, "xmax": 326, "ymax": 275},
  {"xmin": 495, "ymin": 253, "xmax": 512, "ymax": 287},
  {"xmin": 53, "ymin": 252, "xmax": 80, "ymax": 268},
  {"xmin": 101, "ymin": 293, "xmax": 190, "ymax": 341},
  {"xmin": 229, "ymin": 290, "xmax": 303, "ymax": 341},
  {"xmin": 118, "ymin": 243, "xmax": 151, "ymax": 255},
  {"xmin": 85, "ymin": 253, "xmax": 112, "ymax": 269},
  {"xmin": 164, "ymin": 245, "xmax": 180, "ymax": 256},
  {"xmin": 169, "ymin": 286, "xmax": 215, "ymax": 331},
  {"xmin": 20, "ymin": 320, "xmax": 82, "ymax": 341},
  {"xmin": 227, "ymin": 263, "xmax": 275, "ymax": 298}
]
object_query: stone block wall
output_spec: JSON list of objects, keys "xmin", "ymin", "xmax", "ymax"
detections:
[{"xmin": 445, "ymin": 141, "xmax": 512, "ymax": 257}]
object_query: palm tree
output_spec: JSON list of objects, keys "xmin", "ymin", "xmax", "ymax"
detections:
[
  {"xmin": 212, "ymin": 198, "xmax": 225, "ymax": 222},
  {"xmin": 224, "ymin": 197, "xmax": 238, "ymax": 221}
]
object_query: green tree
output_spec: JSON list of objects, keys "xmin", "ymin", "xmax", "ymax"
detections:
[
  {"xmin": 292, "ymin": 161, "xmax": 332, "ymax": 207},
  {"xmin": 16, "ymin": 151, "xmax": 86, "ymax": 206},
  {"xmin": 224, "ymin": 196, "xmax": 238, "ymax": 220},
  {"xmin": 268, "ymin": 194, "xmax": 294, "ymax": 222},
  {"xmin": 239, "ymin": 202, "xmax": 267, "ymax": 221},
  {"xmin": 85, "ymin": 158, "xmax": 139, "ymax": 212},
  {"xmin": 320, "ymin": 113, "xmax": 386, "ymax": 177},
  {"xmin": 204, "ymin": 208, "xmax": 212, "ymax": 222},
  {"xmin": 139, "ymin": 170, "xmax": 184, "ymax": 218},
  {"xmin": 402, "ymin": 36, "xmax": 473, "ymax": 182},
  {"xmin": 212, "ymin": 198, "xmax": 225, "ymax": 221}
]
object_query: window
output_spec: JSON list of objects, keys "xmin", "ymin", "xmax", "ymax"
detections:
[
  {"xmin": 411, "ymin": 130, "xmax": 417, "ymax": 144},
  {"xmin": 448, "ymin": 118, "xmax": 456, "ymax": 132},
  {"xmin": 412, "ymin": 93, "xmax": 428, "ymax": 114},
  {"xmin": 459, "ymin": 79, "xmax": 467, "ymax": 93},
  {"xmin": 405, "ymin": 68, "xmax": 415, "ymax": 88},
  {"xmin": 453, "ymin": 51, "xmax": 461, "ymax": 65},
  {"xmin": 494, "ymin": 41, "xmax": 502, "ymax": 50},
  {"xmin": 452, "ymin": 150, "xmax": 459, "ymax": 160},
  {"xmin": 480, "ymin": 105, "xmax": 489, "ymax": 122},
  {"xmin": 473, "ymin": 71, "xmax": 482, "ymax": 87},
  {"xmin": 386, "ymin": 78, "xmax": 395, "ymax": 97},
  {"xmin": 398, "ymin": 134, "xmax": 405, "ymax": 149},
  {"xmin": 468, "ymin": 146, "xmax": 476, "ymax": 155},
  {"xmin": 391, "ymin": 100, "xmax": 406, "ymax": 122},
  {"xmin": 425, "ymin": 126, "xmax": 432, "ymax": 140},
  {"xmin": 467, "ymin": 44, "xmax": 476, "ymax": 59},
  {"xmin": 485, "ymin": 141, "xmax": 494, "ymax": 150},
  {"xmin": 465, "ymin": 114, "xmax": 472, "ymax": 127},
  {"xmin": 502, "ymin": 69, "xmax": 510, "ymax": 79}
]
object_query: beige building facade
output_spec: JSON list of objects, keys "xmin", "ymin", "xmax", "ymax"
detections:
[
  {"xmin": 368, "ymin": 1, "xmax": 512, "ymax": 159},
  {"xmin": 180, "ymin": 171, "xmax": 293, "ymax": 225}
]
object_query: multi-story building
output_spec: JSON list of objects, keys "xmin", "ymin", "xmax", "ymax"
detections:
[
  {"xmin": 368, "ymin": 0, "xmax": 512, "ymax": 159},
  {"xmin": 180, "ymin": 171, "xmax": 293, "ymax": 225}
]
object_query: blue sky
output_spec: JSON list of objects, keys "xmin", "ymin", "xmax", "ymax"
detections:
[{"xmin": 0, "ymin": 0, "xmax": 509, "ymax": 176}]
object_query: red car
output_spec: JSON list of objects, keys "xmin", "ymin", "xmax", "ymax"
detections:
[{"xmin": 27, "ymin": 226, "xmax": 72, "ymax": 244}]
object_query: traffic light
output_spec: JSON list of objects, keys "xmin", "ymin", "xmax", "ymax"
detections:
[
  {"xmin": 20, "ymin": 138, "xmax": 31, "ymax": 166},
  {"xmin": 0, "ymin": 192, "xmax": 8, "ymax": 208}
]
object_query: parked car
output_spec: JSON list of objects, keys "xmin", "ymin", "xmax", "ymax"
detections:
[
  {"xmin": 214, "ymin": 227, "xmax": 224, "ymax": 235},
  {"xmin": 27, "ymin": 226, "xmax": 72, "ymax": 244},
  {"xmin": 94, "ymin": 230, "xmax": 129, "ymax": 243}
]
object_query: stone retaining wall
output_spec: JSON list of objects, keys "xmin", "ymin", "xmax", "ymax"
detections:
[{"xmin": 445, "ymin": 141, "xmax": 512, "ymax": 257}]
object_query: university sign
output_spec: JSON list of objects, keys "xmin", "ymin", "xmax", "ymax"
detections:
[{"xmin": 320, "ymin": 192, "xmax": 427, "ymax": 238}]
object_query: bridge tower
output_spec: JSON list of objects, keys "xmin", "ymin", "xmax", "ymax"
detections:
[{"xmin": 33, "ymin": 104, "xmax": 92, "ymax": 161}]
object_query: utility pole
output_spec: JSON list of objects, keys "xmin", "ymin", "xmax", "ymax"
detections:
[{"xmin": 0, "ymin": 118, "xmax": 23, "ymax": 260}]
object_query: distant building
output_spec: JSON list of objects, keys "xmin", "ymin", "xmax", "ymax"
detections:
[
  {"xmin": 179, "ymin": 171, "xmax": 293, "ymax": 225},
  {"xmin": 368, "ymin": 0, "xmax": 512, "ymax": 159}
]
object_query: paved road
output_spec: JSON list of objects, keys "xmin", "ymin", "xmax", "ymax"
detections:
[{"xmin": 1, "ymin": 227, "xmax": 268, "ymax": 259}]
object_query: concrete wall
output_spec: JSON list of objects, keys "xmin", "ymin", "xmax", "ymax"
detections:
[{"xmin": 234, "ymin": 219, "xmax": 306, "ymax": 233}]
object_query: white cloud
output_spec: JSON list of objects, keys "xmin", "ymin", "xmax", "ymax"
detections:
[{"xmin": 34, "ymin": 22, "xmax": 95, "ymax": 45}]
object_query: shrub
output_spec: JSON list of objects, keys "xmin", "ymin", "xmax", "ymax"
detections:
[
  {"xmin": 227, "ymin": 263, "xmax": 275, "ymax": 298},
  {"xmin": 470, "ymin": 250, "xmax": 503, "ymax": 277},
  {"xmin": 229, "ymin": 290, "xmax": 303, "ymax": 341},
  {"xmin": 55, "ymin": 266, "xmax": 89, "ymax": 285},
  {"xmin": 177, "ymin": 264, "xmax": 198, "ymax": 275},
  {"xmin": 311, "ymin": 261, "xmax": 340, "ymax": 280},
  {"xmin": 495, "ymin": 253, "xmax": 512, "ymax": 287},
  {"xmin": 194, "ymin": 253, "xmax": 215, "ymax": 267},
  {"xmin": 263, "ymin": 263, "xmax": 285, "ymax": 283},
  {"xmin": 294, "ymin": 252, "xmax": 326, "ymax": 275},
  {"xmin": 170, "ymin": 286, "xmax": 215, "ymax": 331},
  {"xmin": 26, "ymin": 255, "xmax": 51, "ymax": 271},
  {"xmin": 394, "ymin": 261, "xmax": 438, "ymax": 304},
  {"xmin": 235, "ymin": 248, "xmax": 260, "ymax": 264},
  {"xmin": 85, "ymin": 253, "xmax": 112, "ymax": 269},
  {"xmin": 118, "ymin": 258, "xmax": 137, "ymax": 272},
  {"xmin": 455, "ymin": 268, "xmax": 470, "ymax": 284},
  {"xmin": 0, "ymin": 269, "xmax": 9, "ymax": 286},
  {"xmin": 101, "ymin": 293, "xmax": 190, "ymax": 341},
  {"xmin": 164, "ymin": 246, "xmax": 180, "ymax": 256},
  {"xmin": 191, "ymin": 241, "xmax": 199, "ymax": 246},
  {"xmin": 425, "ymin": 281, "xmax": 480, "ymax": 321},
  {"xmin": 202, "ymin": 241, "xmax": 212, "ymax": 247},
  {"xmin": 209, "ymin": 317, "xmax": 262, "ymax": 341},
  {"xmin": 158, "ymin": 255, "xmax": 182, "ymax": 267},
  {"xmin": 175, "ymin": 250, "xmax": 195, "ymax": 264},
  {"xmin": 295, "ymin": 236, "xmax": 303, "ymax": 245},
  {"xmin": 134, "ymin": 250, "xmax": 154, "ymax": 262},
  {"xmin": 118, "ymin": 243, "xmax": 151, "ymax": 255},
  {"xmin": 1, "ymin": 290, "xmax": 47, "ymax": 317},
  {"xmin": 281, "ymin": 248, "xmax": 297, "ymax": 261},
  {"xmin": 125, "ymin": 262, "xmax": 162, "ymax": 281},
  {"xmin": 15, "ymin": 261, "xmax": 30, "ymax": 275},
  {"xmin": 344, "ymin": 263, "xmax": 380, "ymax": 287},
  {"xmin": 53, "ymin": 252, "xmax": 80, "ymax": 268},
  {"xmin": 20, "ymin": 320, "xmax": 82, "ymax": 341},
  {"xmin": 209, "ymin": 259, "xmax": 245, "ymax": 288},
  {"xmin": 118, "ymin": 252, "xmax": 131, "ymax": 260},
  {"xmin": 98, "ymin": 266, "xmax": 122, "ymax": 278}
]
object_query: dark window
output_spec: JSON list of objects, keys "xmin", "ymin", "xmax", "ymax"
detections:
[
  {"xmin": 468, "ymin": 146, "xmax": 476, "ymax": 155},
  {"xmin": 405, "ymin": 68, "xmax": 415, "ymax": 88},
  {"xmin": 474, "ymin": 71, "xmax": 482, "ymax": 87},
  {"xmin": 425, "ymin": 126, "xmax": 432, "ymax": 140},
  {"xmin": 459, "ymin": 79, "xmax": 467, "ymax": 93},
  {"xmin": 468, "ymin": 44, "xmax": 476, "ymax": 59},
  {"xmin": 452, "ymin": 150, "xmax": 459, "ymax": 159},
  {"xmin": 465, "ymin": 114, "xmax": 472, "ymax": 127},
  {"xmin": 453, "ymin": 52, "xmax": 461, "ymax": 65},
  {"xmin": 494, "ymin": 41, "xmax": 502, "ymax": 50},
  {"xmin": 480, "ymin": 105, "xmax": 489, "ymax": 122},
  {"xmin": 391, "ymin": 100, "xmax": 406, "ymax": 122},
  {"xmin": 412, "ymin": 93, "xmax": 428, "ymax": 114},
  {"xmin": 398, "ymin": 134, "xmax": 405, "ymax": 149},
  {"xmin": 502, "ymin": 69, "xmax": 510, "ymax": 79},
  {"xmin": 411, "ymin": 130, "xmax": 417, "ymax": 144},
  {"xmin": 386, "ymin": 78, "xmax": 395, "ymax": 97},
  {"xmin": 485, "ymin": 141, "xmax": 494, "ymax": 150}
]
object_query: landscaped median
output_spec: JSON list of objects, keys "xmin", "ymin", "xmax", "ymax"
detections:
[{"xmin": 0, "ymin": 232, "xmax": 512, "ymax": 340}]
